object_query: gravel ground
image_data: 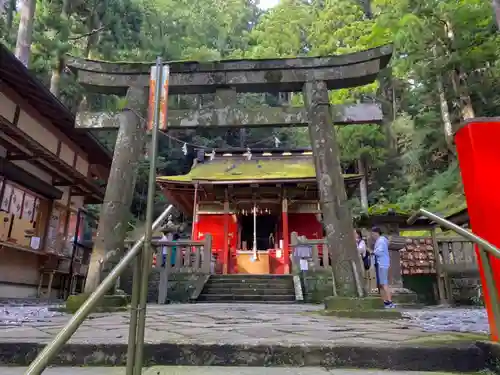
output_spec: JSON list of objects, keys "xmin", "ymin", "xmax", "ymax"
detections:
[
  {"xmin": 0, "ymin": 300, "xmax": 63, "ymax": 327},
  {"xmin": 0, "ymin": 300, "xmax": 490, "ymax": 335},
  {"xmin": 402, "ymin": 306, "xmax": 489, "ymax": 334}
]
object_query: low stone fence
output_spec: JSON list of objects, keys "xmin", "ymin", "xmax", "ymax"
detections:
[{"xmin": 120, "ymin": 235, "xmax": 213, "ymax": 303}]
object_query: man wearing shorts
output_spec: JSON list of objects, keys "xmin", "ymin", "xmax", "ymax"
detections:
[{"xmin": 371, "ymin": 227, "xmax": 395, "ymax": 309}]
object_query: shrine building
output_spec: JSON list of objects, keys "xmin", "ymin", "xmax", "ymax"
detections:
[
  {"xmin": 156, "ymin": 148, "xmax": 361, "ymax": 275},
  {"xmin": 0, "ymin": 44, "xmax": 110, "ymax": 299}
]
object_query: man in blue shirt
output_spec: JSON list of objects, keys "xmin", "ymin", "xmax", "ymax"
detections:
[{"xmin": 371, "ymin": 227, "xmax": 395, "ymax": 308}]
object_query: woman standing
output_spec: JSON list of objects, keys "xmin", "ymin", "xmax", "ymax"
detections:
[
  {"xmin": 355, "ymin": 229, "xmax": 372, "ymax": 291},
  {"xmin": 355, "ymin": 229, "xmax": 367, "ymax": 258}
]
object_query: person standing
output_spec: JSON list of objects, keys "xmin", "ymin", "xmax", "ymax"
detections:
[
  {"xmin": 355, "ymin": 229, "xmax": 367, "ymax": 258},
  {"xmin": 171, "ymin": 233, "xmax": 179, "ymax": 267},
  {"xmin": 160, "ymin": 231, "xmax": 173, "ymax": 268},
  {"xmin": 371, "ymin": 227, "xmax": 395, "ymax": 308},
  {"xmin": 355, "ymin": 229, "xmax": 371, "ymax": 290}
]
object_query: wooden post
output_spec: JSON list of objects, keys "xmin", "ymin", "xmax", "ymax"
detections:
[
  {"xmin": 222, "ymin": 194, "xmax": 229, "ymax": 274},
  {"xmin": 303, "ymin": 80, "xmax": 362, "ymax": 296},
  {"xmin": 431, "ymin": 227, "xmax": 448, "ymax": 304},
  {"xmin": 312, "ymin": 245, "xmax": 319, "ymax": 271},
  {"xmin": 203, "ymin": 234, "xmax": 212, "ymax": 273},
  {"xmin": 158, "ymin": 247, "xmax": 168, "ymax": 304},
  {"xmin": 290, "ymin": 231, "xmax": 298, "ymax": 273},
  {"xmin": 191, "ymin": 183, "xmax": 199, "ymax": 241},
  {"xmin": 282, "ymin": 195, "xmax": 290, "ymax": 274},
  {"xmin": 84, "ymin": 86, "xmax": 147, "ymax": 294}
]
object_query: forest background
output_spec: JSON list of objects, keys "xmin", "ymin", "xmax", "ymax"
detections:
[{"xmin": 1, "ymin": 0, "xmax": 499, "ymax": 227}]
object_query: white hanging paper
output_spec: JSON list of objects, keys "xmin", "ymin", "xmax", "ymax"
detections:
[
  {"xmin": 300, "ymin": 259, "xmax": 309, "ymax": 271},
  {"xmin": 30, "ymin": 236, "xmax": 41, "ymax": 250},
  {"xmin": 1, "ymin": 184, "xmax": 12, "ymax": 211},
  {"xmin": 10, "ymin": 188, "xmax": 24, "ymax": 217},
  {"xmin": 22, "ymin": 194, "xmax": 35, "ymax": 221}
]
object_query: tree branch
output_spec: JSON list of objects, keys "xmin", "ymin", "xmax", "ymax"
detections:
[{"xmin": 69, "ymin": 25, "xmax": 105, "ymax": 41}]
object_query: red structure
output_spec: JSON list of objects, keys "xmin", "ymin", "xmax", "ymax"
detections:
[
  {"xmin": 157, "ymin": 149, "xmax": 361, "ymax": 275},
  {"xmin": 455, "ymin": 118, "xmax": 500, "ymax": 341}
]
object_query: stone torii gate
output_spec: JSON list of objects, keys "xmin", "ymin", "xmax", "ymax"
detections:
[{"xmin": 67, "ymin": 45, "xmax": 392, "ymax": 296}]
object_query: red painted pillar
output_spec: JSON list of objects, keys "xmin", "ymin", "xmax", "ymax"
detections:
[
  {"xmin": 454, "ymin": 118, "xmax": 500, "ymax": 341},
  {"xmin": 222, "ymin": 200, "xmax": 229, "ymax": 274},
  {"xmin": 282, "ymin": 197, "xmax": 290, "ymax": 274}
]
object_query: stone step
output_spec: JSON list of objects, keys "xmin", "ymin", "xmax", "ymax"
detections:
[
  {"xmin": 202, "ymin": 287, "xmax": 295, "ymax": 296},
  {"xmin": 0, "ymin": 367, "xmax": 478, "ymax": 375},
  {"xmin": 203, "ymin": 282, "xmax": 294, "ymax": 289},
  {"xmin": 0, "ymin": 342, "xmax": 489, "ymax": 372},
  {"xmin": 197, "ymin": 293, "xmax": 296, "ymax": 302},
  {"xmin": 209, "ymin": 275, "xmax": 294, "ymax": 282}
]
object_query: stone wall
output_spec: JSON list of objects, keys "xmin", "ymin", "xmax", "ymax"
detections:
[
  {"xmin": 449, "ymin": 271, "xmax": 482, "ymax": 305},
  {"xmin": 301, "ymin": 270, "xmax": 335, "ymax": 303},
  {"xmin": 120, "ymin": 267, "xmax": 206, "ymax": 303}
]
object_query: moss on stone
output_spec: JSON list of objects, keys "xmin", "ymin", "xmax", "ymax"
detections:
[
  {"xmin": 367, "ymin": 203, "xmax": 410, "ymax": 216},
  {"xmin": 368, "ymin": 292, "xmax": 418, "ymax": 305},
  {"xmin": 319, "ymin": 308, "xmax": 402, "ymax": 319},
  {"xmin": 405, "ymin": 332, "xmax": 490, "ymax": 346},
  {"xmin": 302, "ymin": 270, "xmax": 336, "ymax": 304},
  {"xmin": 324, "ymin": 296, "xmax": 383, "ymax": 310},
  {"xmin": 157, "ymin": 157, "xmax": 360, "ymax": 183},
  {"xmin": 65, "ymin": 293, "xmax": 130, "ymax": 314}
]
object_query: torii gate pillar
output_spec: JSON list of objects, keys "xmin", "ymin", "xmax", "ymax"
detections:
[{"xmin": 454, "ymin": 118, "xmax": 500, "ymax": 341}]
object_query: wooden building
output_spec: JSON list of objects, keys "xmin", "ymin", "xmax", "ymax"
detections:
[
  {"xmin": 157, "ymin": 149, "xmax": 361, "ymax": 275},
  {"xmin": 0, "ymin": 44, "xmax": 111, "ymax": 299}
]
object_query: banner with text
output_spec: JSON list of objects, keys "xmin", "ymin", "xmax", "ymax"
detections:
[{"xmin": 147, "ymin": 64, "xmax": 170, "ymax": 131}]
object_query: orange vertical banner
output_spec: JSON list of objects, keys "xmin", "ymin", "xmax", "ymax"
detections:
[{"xmin": 147, "ymin": 65, "xmax": 170, "ymax": 132}]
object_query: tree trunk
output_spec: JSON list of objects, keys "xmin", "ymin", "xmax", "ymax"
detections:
[
  {"xmin": 450, "ymin": 69, "xmax": 475, "ymax": 120},
  {"xmin": 50, "ymin": 0, "xmax": 71, "ymax": 98},
  {"xmin": 378, "ymin": 68, "xmax": 398, "ymax": 155},
  {"xmin": 444, "ymin": 20, "xmax": 475, "ymax": 120},
  {"xmin": 432, "ymin": 46, "xmax": 454, "ymax": 150},
  {"xmin": 304, "ymin": 80, "xmax": 363, "ymax": 297},
  {"xmin": 6, "ymin": 0, "xmax": 15, "ymax": 30},
  {"xmin": 360, "ymin": 0, "xmax": 372, "ymax": 19},
  {"xmin": 50, "ymin": 59, "xmax": 63, "ymax": 98},
  {"xmin": 493, "ymin": 0, "xmax": 500, "ymax": 30},
  {"xmin": 358, "ymin": 158, "xmax": 369, "ymax": 212},
  {"xmin": 84, "ymin": 86, "xmax": 147, "ymax": 294},
  {"xmin": 435, "ymin": 73, "xmax": 454, "ymax": 150},
  {"xmin": 15, "ymin": 0, "xmax": 36, "ymax": 67},
  {"xmin": 85, "ymin": 5, "xmax": 102, "ymax": 58}
]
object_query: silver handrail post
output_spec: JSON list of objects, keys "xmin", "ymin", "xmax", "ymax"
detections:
[
  {"xmin": 24, "ymin": 205, "xmax": 173, "ymax": 375},
  {"xmin": 133, "ymin": 56, "xmax": 164, "ymax": 375}
]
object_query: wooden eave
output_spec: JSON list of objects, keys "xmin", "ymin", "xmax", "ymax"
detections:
[
  {"xmin": 444, "ymin": 207, "xmax": 469, "ymax": 227},
  {"xmin": 0, "ymin": 115, "xmax": 105, "ymax": 203},
  {"xmin": 158, "ymin": 175, "xmax": 362, "ymax": 217},
  {"xmin": 0, "ymin": 44, "xmax": 111, "ymax": 167}
]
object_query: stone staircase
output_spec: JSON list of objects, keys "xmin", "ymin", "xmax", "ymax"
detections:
[{"xmin": 196, "ymin": 274, "xmax": 296, "ymax": 303}]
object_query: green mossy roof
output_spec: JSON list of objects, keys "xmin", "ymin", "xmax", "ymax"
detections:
[{"xmin": 157, "ymin": 157, "xmax": 361, "ymax": 183}]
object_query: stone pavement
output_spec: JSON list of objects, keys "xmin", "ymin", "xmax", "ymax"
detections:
[
  {"xmin": 0, "ymin": 304, "xmax": 493, "ymax": 372},
  {"xmin": 0, "ymin": 367, "xmax": 479, "ymax": 375},
  {"xmin": 0, "ymin": 303, "xmax": 438, "ymax": 345}
]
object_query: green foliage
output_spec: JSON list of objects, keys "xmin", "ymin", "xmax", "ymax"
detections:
[{"xmin": 6, "ymin": 0, "xmax": 499, "ymax": 220}]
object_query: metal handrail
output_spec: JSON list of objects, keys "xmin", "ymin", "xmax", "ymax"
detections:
[
  {"xmin": 408, "ymin": 208, "xmax": 500, "ymax": 342},
  {"xmin": 24, "ymin": 204, "xmax": 174, "ymax": 375}
]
